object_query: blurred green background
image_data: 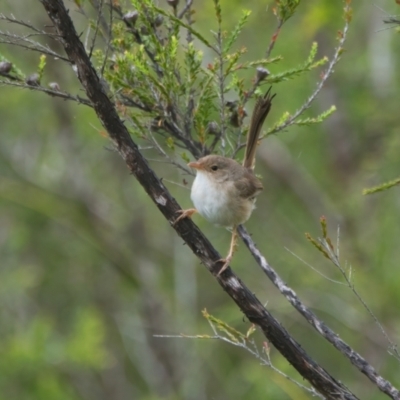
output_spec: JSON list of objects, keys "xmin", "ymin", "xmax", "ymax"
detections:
[{"xmin": 1, "ymin": 0, "xmax": 400, "ymax": 399}]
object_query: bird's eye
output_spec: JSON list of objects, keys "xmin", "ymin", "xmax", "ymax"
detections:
[{"xmin": 211, "ymin": 165, "xmax": 218, "ymax": 171}]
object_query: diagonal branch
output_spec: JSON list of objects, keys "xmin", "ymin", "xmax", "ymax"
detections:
[{"xmin": 38, "ymin": 1, "xmax": 360, "ymax": 398}]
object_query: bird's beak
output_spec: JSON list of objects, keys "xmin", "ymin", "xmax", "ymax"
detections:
[{"xmin": 188, "ymin": 161, "xmax": 202, "ymax": 170}]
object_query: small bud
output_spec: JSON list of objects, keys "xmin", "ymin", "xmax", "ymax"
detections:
[
  {"xmin": 0, "ymin": 61, "xmax": 12, "ymax": 74},
  {"xmin": 229, "ymin": 112, "xmax": 240, "ymax": 128},
  {"xmin": 140, "ymin": 25, "xmax": 149, "ymax": 35},
  {"xmin": 225, "ymin": 100, "xmax": 238, "ymax": 111},
  {"xmin": 26, "ymin": 73, "xmax": 40, "ymax": 86},
  {"xmin": 123, "ymin": 10, "xmax": 139, "ymax": 27},
  {"xmin": 225, "ymin": 100, "xmax": 247, "ymax": 128},
  {"xmin": 154, "ymin": 15, "xmax": 163, "ymax": 27},
  {"xmin": 49, "ymin": 82, "xmax": 60, "ymax": 91},
  {"xmin": 256, "ymin": 67, "xmax": 270, "ymax": 82},
  {"xmin": 167, "ymin": 0, "xmax": 179, "ymax": 7},
  {"xmin": 206, "ymin": 121, "xmax": 220, "ymax": 136}
]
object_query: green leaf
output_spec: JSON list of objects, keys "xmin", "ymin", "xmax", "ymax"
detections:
[
  {"xmin": 294, "ymin": 105, "xmax": 336, "ymax": 126},
  {"xmin": 223, "ymin": 10, "xmax": 251, "ymax": 54},
  {"xmin": 213, "ymin": 0, "xmax": 222, "ymax": 25},
  {"xmin": 38, "ymin": 54, "xmax": 46, "ymax": 81},
  {"xmin": 363, "ymin": 177, "xmax": 400, "ymax": 195},
  {"xmin": 266, "ymin": 42, "xmax": 328, "ymax": 84},
  {"xmin": 155, "ymin": 7, "xmax": 215, "ymax": 50},
  {"xmin": 275, "ymin": 0, "xmax": 301, "ymax": 22}
]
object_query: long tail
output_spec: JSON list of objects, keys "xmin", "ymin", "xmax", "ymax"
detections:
[{"xmin": 243, "ymin": 87, "xmax": 276, "ymax": 169}]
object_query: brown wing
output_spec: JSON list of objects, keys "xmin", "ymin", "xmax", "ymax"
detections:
[
  {"xmin": 243, "ymin": 87, "xmax": 276, "ymax": 170},
  {"xmin": 234, "ymin": 169, "xmax": 263, "ymax": 200}
]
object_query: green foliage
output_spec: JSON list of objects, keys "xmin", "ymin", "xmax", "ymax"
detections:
[
  {"xmin": 223, "ymin": 10, "xmax": 251, "ymax": 54},
  {"xmin": 66, "ymin": 308, "xmax": 109, "ymax": 367},
  {"xmin": 274, "ymin": 0, "xmax": 301, "ymax": 23},
  {"xmin": 202, "ymin": 309, "xmax": 252, "ymax": 342},
  {"xmin": 294, "ymin": 105, "xmax": 336, "ymax": 126},
  {"xmin": 37, "ymin": 54, "xmax": 46, "ymax": 82},
  {"xmin": 266, "ymin": 42, "xmax": 328, "ymax": 84},
  {"xmin": 95, "ymin": 1, "xmax": 332, "ymax": 160},
  {"xmin": 305, "ymin": 216, "xmax": 334, "ymax": 260},
  {"xmin": 0, "ymin": 309, "xmax": 108, "ymax": 399},
  {"xmin": 156, "ymin": 7, "xmax": 214, "ymax": 49},
  {"xmin": 363, "ymin": 177, "xmax": 400, "ymax": 195},
  {"xmin": 212, "ymin": 0, "xmax": 222, "ymax": 25}
]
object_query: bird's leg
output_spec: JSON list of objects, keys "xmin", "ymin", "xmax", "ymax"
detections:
[
  {"xmin": 217, "ymin": 226, "xmax": 238, "ymax": 275},
  {"xmin": 174, "ymin": 208, "xmax": 197, "ymax": 225}
]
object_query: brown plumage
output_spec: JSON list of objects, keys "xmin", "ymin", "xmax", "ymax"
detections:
[
  {"xmin": 243, "ymin": 87, "xmax": 275, "ymax": 170},
  {"xmin": 176, "ymin": 88, "xmax": 276, "ymax": 275}
]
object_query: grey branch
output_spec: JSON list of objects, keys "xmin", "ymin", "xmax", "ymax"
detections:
[
  {"xmin": 238, "ymin": 224, "xmax": 400, "ymax": 400},
  {"xmin": 0, "ymin": 30, "xmax": 70, "ymax": 63},
  {"xmin": 0, "ymin": 79, "xmax": 92, "ymax": 107}
]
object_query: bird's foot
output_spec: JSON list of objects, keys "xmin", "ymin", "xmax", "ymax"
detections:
[
  {"xmin": 174, "ymin": 208, "xmax": 197, "ymax": 225},
  {"xmin": 216, "ymin": 228, "xmax": 238, "ymax": 275},
  {"xmin": 216, "ymin": 255, "xmax": 233, "ymax": 276}
]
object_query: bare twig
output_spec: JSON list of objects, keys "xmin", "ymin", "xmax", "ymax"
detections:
[
  {"xmin": 265, "ymin": 3, "xmax": 351, "ymax": 138},
  {"xmin": 178, "ymin": 0, "xmax": 194, "ymax": 20},
  {"xmin": 214, "ymin": 7, "xmax": 228, "ymax": 153},
  {"xmin": 147, "ymin": 129, "xmax": 193, "ymax": 175},
  {"xmin": 100, "ymin": 0, "xmax": 113, "ymax": 76},
  {"xmin": 0, "ymin": 13, "xmax": 60, "ymax": 37},
  {"xmin": 238, "ymin": 224, "xmax": 400, "ymax": 400},
  {"xmin": 0, "ymin": 79, "xmax": 92, "ymax": 106},
  {"xmin": 183, "ymin": 0, "xmax": 194, "ymax": 43},
  {"xmin": 88, "ymin": 0, "xmax": 104, "ymax": 59},
  {"xmin": 154, "ymin": 320, "xmax": 324, "ymax": 400},
  {"xmin": 265, "ymin": 19, "xmax": 284, "ymax": 59},
  {"xmin": 0, "ymin": 30, "xmax": 70, "ymax": 63},
  {"xmin": 90, "ymin": 0, "xmax": 113, "ymax": 40},
  {"xmin": 316, "ymin": 229, "xmax": 400, "ymax": 362},
  {"xmin": 285, "ymin": 247, "xmax": 346, "ymax": 285}
]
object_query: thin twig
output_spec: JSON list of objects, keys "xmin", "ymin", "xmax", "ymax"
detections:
[
  {"xmin": 178, "ymin": 0, "xmax": 194, "ymax": 20},
  {"xmin": 184, "ymin": 0, "xmax": 194, "ymax": 43},
  {"xmin": 237, "ymin": 224, "xmax": 399, "ymax": 399},
  {"xmin": 90, "ymin": 0, "xmax": 113, "ymax": 39},
  {"xmin": 265, "ymin": 3, "xmax": 351, "ymax": 138},
  {"xmin": 285, "ymin": 247, "xmax": 346, "ymax": 285},
  {"xmin": 0, "ymin": 31, "xmax": 70, "ymax": 62},
  {"xmin": 100, "ymin": 0, "xmax": 113, "ymax": 76},
  {"xmin": 265, "ymin": 19, "xmax": 284, "ymax": 59},
  {"xmin": 318, "ymin": 235, "xmax": 400, "ymax": 361},
  {"xmin": 0, "ymin": 79, "xmax": 92, "ymax": 106},
  {"xmin": 88, "ymin": 0, "xmax": 103, "ymax": 59},
  {"xmin": 148, "ymin": 129, "xmax": 193, "ymax": 175},
  {"xmin": 0, "ymin": 13, "xmax": 60, "ymax": 37},
  {"xmin": 215, "ymin": 24, "xmax": 227, "ymax": 152},
  {"xmin": 154, "ymin": 322, "xmax": 324, "ymax": 399}
]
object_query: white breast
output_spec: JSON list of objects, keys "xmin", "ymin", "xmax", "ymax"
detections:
[{"xmin": 190, "ymin": 171, "xmax": 254, "ymax": 227}]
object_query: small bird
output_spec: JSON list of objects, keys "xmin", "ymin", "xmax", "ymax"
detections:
[{"xmin": 176, "ymin": 88, "xmax": 275, "ymax": 274}]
